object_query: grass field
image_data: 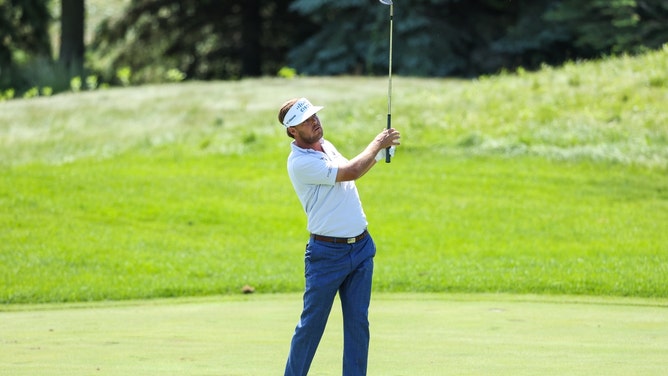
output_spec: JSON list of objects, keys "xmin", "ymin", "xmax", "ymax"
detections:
[
  {"xmin": 1, "ymin": 37, "xmax": 668, "ymax": 376},
  {"xmin": 2, "ymin": 47, "xmax": 668, "ymax": 304},
  {"xmin": 2, "ymin": 294, "xmax": 668, "ymax": 375},
  {"xmin": 2, "ymin": 151, "xmax": 667, "ymax": 304}
]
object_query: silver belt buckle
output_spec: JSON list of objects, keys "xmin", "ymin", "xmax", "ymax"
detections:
[{"xmin": 347, "ymin": 237, "xmax": 356, "ymax": 244}]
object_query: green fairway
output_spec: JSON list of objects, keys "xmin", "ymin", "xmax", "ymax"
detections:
[
  {"xmin": 2, "ymin": 293, "xmax": 667, "ymax": 375},
  {"xmin": 2, "ymin": 152, "xmax": 667, "ymax": 303}
]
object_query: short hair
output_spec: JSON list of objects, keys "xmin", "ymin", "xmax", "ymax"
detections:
[{"xmin": 278, "ymin": 98, "xmax": 299, "ymax": 138}]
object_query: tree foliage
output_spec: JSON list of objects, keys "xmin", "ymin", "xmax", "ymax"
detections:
[
  {"xmin": 289, "ymin": 0, "xmax": 668, "ymax": 76},
  {"xmin": 2, "ymin": 0, "xmax": 668, "ymax": 93},
  {"xmin": 0, "ymin": 0, "xmax": 51, "ymax": 89},
  {"xmin": 90, "ymin": 0, "xmax": 312, "ymax": 83},
  {"xmin": 546, "ymin": 0, "xmax": 668, "ymax": 56}
]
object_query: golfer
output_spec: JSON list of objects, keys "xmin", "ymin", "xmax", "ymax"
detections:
[{"xmin": 277, "ymin": 97, "xmax": 400, "ymax": 376}]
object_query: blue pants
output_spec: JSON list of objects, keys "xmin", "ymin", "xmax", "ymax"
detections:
[{"xmin": 284, "ymin": 234, "xmax": 376, "ymax": 376}]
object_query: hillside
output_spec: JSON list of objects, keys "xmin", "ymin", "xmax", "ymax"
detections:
[{"xmin": 1, "ymin": 46, "xmax": 667, "ymax": 169}]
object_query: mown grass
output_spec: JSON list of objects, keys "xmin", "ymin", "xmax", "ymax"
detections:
[
  {"xmin": 3, "ymin": 294, "xmax": 668, "ymax": 375},
  {"xmin": 1, "ymin": 47, "xmax": 667, "ymax": 304},
  {"xmin": 4, "ymin": 151, "xmax": 665, "ymax": 303}
]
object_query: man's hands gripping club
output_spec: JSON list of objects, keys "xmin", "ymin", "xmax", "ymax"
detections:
[
  {"xmin": 373, "ymin": 128, "xmax": 400, "ymax": 161},
  {"xmin": 336, "ymin": 128, "xmax": 401, "ymax": 182}
]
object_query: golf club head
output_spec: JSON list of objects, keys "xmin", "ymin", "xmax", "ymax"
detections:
[{"xmin": 379, "ymin": 0, "xmax": 393, "ymax": 5}]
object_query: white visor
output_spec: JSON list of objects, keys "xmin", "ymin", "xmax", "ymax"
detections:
[{"xmin": 282, "ymin": 98, "xmax": 324, "ymax": 128}]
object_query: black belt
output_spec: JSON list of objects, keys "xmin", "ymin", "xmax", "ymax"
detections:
[{"xmin": 311, "ymin": 230, "xmax": 368, "ymax": 244}]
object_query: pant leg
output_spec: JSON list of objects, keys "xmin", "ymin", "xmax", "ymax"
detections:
[
  {"xmin": 284, "ymin": 240, "xmax": 351, "ymax": 376},
  {"xmin": 339, "ymin": 235, "xmax": 376, "ymax": 376}
]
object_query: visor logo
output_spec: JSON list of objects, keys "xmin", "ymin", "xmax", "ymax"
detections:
[{"xmin": 295, "ymin": 101, "xmax": 310, "ymax": 113}]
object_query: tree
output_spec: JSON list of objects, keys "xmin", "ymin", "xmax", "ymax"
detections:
[
  {"xmin": 59, "ymin": 0, "xmax": 85, "ymax": 78},
  {"xmin": 488, "ymin": 0, "xmax": 574, "ymax": 71},
  {"xmin": 286, "ymin": 0, "xmax": 539, "ymax": 76},
  {"xmin": 546, "ymin": 0, "xmax": 668, "ymax": 57},
  {"xmin": 0, "ymin": 0, "xmax": 52, "ymax": 90},
  {"xmin": 91, "ymin": 0, "xmax": 308, "ymax": 83},
  {"xmin": 241, "ymin": 0, "xmax": 261, "ymax": 76},
  {"xmin": 288, "ymin": 0, "xmax": 668, "ymax": 77},
  {"xmin": 88, "ymin": 0, "xmax": 668, "ymax": 83}
]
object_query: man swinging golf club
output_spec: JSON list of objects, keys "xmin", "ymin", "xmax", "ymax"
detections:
[{"xmin": 278, "ymin": 96, "xmax": 400, "ymax": 376}]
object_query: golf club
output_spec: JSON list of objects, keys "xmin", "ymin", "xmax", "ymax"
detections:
[{"xmin": 379, "ymin": 0, "xmax": 393, "ymax": 163}]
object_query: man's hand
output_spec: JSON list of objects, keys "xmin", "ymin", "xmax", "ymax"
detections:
[{"xmin": 373, "ymin": 128, "xmax": 401, "ymax": 152}]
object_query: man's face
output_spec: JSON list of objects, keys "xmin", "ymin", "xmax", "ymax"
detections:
[{"xmin": 291, "ymin": 114, "xmax": 322, "ymax": 144}]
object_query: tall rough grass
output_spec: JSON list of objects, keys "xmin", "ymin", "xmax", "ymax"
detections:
[{"xmin": 2, "ymin": 46, "xmax": 667, "ymax": 169}]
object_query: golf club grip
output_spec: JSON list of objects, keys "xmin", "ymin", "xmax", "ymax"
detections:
[{"xmin": 386, "ymin": 113, "xmax": 391, "ymax": 163}]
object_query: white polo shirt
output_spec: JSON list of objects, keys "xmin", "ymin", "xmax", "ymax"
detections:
[{"xmin": 287, "ymin": 139, "xmax": 368, "ymax": 237}]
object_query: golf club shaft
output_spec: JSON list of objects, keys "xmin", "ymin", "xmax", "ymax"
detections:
[{"xmin": 386, "ymin": 3, "xmax": 393, "ymax": 163}]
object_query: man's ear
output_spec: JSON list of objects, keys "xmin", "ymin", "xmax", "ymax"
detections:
[{"xmin": 287, "ymin": 127, "xmax": 297, "ymax": 136}]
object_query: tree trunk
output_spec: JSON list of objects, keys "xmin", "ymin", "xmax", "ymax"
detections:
[
  {"xmin": 60, "ymin": 0, "xmax": 85, "ymax": 78},
  {"xmin": 241, "ymin": 0, "xmax": 261, "ymax": 77}
]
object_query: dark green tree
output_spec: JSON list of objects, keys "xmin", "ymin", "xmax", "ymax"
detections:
[
  {"xmin": 241, "ymin": 0, "xmax": 261, "ymax": 76},
  {"xmin": 287, "ymin": 0, "xmax": 542, "ymax": 76},
  {"xmin": 0, "ymin": 0, "xmax": 52, "ymax": 90},
  {"xmin": 546, "ymin": 0, "xmax": 668, "ymax": 56},
  {"xmin": 59, "ymin": 0, "xmax": 85, "ymax": 78},
  {"xmin": 486, "ymin": 0, "xmax": 573, "ymax": 71},
  {"xmin": 288, "ymin": 0, "xmax": 551, "ymax": 76},
  {"xmin": 288, "ymin": 0, "xmax": 668, "ymax": 76},
  {"xmin": 91, "ymin": 0, "xmax": 310, "ymax": 83},
  {"xmin": 84, "ymin": 0, "xmax": 668, "ymax": 83}
]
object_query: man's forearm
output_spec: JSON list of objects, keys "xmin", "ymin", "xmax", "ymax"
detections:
[{"xmin": 335, "ymin": 144, "xmax": 380, "ymax": 182}]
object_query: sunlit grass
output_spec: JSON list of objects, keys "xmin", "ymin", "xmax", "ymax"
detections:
[
  {"xmin": 2, "ymin": 47, "xmax": 667, "ymax": 168},
  {"xmin": 1, "ymin": 48, "xmax": 667, "ymax": 303}
]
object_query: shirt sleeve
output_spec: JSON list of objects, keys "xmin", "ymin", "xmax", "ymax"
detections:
[{"xmin": 290, "ymin": 155, "xmax": 338, "ymax": 186}]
